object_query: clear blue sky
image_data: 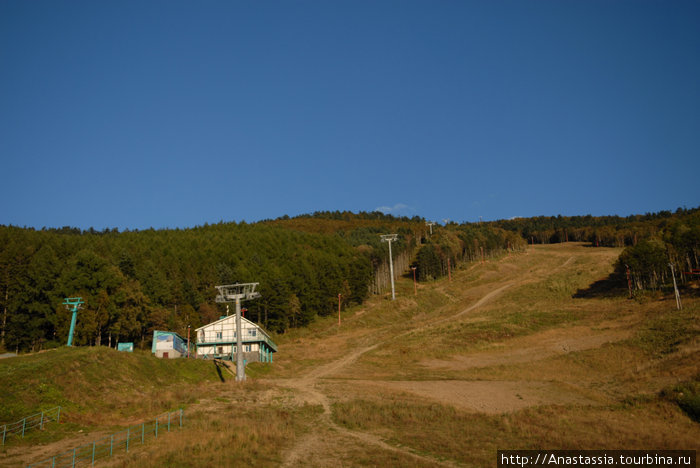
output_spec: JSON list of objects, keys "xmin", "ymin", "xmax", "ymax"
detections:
[{"xmin": 1, "ymin": 1, "xmax": 698, "ymax": 230}]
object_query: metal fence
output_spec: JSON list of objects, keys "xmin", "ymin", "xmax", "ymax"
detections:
[
  {"xmin": 2, "ymin": 407, "xmax": 61, "ymax": 445},
  {"xmin": 27, "ymin": 408, "xmax": 183, "ymax": 468}
]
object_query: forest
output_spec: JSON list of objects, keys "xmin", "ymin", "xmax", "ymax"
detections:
[
  {"xmin": 1, "ymin": 208, "xmax": 698, "ymax": 353},
  {"xmin": 489, "ymin": 207, "xmax": 700, "ymax": 295}
]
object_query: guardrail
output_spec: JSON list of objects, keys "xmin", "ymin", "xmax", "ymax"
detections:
[
  {"xmin": 27, "ymin": 408, "xmax": 183, "ymax": 468},
  {"xmin": 2, "ymin": 407, "xmax": 61, "ymax": 445}
]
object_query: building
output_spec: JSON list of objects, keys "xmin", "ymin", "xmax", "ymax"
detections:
[
  {"xmin": 117, "ymin": 342, "xmax": 134, "ymax": 352},
  {"xmin": 195, "ymin": 315, "xmax": 277, "ymax": 363},
  {"xmin": 152, "ymin": 330, "xmax": 189, "ymax": 359}
]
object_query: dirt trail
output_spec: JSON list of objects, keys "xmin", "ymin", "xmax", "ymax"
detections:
[
  {"xmin": 278, "ymin": 343, "xmax": 460, "ymax": 468},
  {"xmin": 422, "ymin": 322, "xmax": 634, "ymax": 372},
  {"xmin": 275, "ymin": 250, "xmax": 638, "ymax": 466},
  {"xmin": 276, "ymin": 257, "xmax": 545, "ymax": 466}
]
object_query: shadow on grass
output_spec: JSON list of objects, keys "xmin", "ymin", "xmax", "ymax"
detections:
[
  {"xmin": 573, "ymin": 274, "xmax": 626, "ymax": 299},
  {"xmin": 213, "ymin": 361, "xmax": 226, "ymax": 382}
]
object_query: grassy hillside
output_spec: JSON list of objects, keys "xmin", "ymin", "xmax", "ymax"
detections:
[
  {"xmin": 3, "ymin": 243, "xmax": 699, "ymax": 467},
  {"xmin": 0, "ymin": 347, "xmax": 219, "ymax": 428}
]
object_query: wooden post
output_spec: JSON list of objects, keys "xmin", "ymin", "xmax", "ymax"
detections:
[
  {"xmin": 338, "ymin": 294, "xmax": 341, "ymax": 326},
  {"xmin": 670, "ymin": 263, "xmax": 682, "ymax": 310}
]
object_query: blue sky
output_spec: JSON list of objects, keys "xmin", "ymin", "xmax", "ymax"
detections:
[{"xmin": 1, "ymin": 1, "xmax": 698, "ymax": 230}]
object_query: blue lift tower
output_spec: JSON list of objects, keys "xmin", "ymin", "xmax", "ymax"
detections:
[{"xmin": 63, "ymin": 297, "xmax": 84, "ymax": 347}]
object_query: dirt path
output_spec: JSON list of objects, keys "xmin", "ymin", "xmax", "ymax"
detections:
[
  {"xmin": 422, "ymin": 321, "xmax": 634, "ymax": 371},
  {"xmin": 275, "ymin": 250, "xmax": 638, "ymax": 466},
  {"xmin": 276, "ymin": 257, "xmax": 547, "ymax": 467}
]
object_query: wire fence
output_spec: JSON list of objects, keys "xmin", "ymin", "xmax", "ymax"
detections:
[
  {"xmin": 2, "ymin": 407, "xmax": 61, "ymax": 445},
  {"xmin": 27, "ymin": 408, "xmax": 184, "ymax": 468}
]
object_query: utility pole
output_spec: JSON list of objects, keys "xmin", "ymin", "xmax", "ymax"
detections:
[
  {"xmin": 426, "ymin": 221, "xmax": 435, "ymax": 235},
  {"xmin": 669, "ymin": 263, "xmax": 682, "ymax": 310},
  {"xmin": 215, "ymin": 283, "xmax": 261, "ymax": 382},
  {"xmin": 381, "ymin": 234, "xmax": 398, "ymax": 300},
  {"xmin": 63, "ymin": 297, "xmax": 84, "ymax": 347}
]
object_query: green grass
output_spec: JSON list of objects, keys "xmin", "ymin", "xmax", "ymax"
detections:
[
  {"xmin": 666, "ymin": 378, "xmax": 700, "ymax": 423},
  {"xmin": 0, "ymin": 347, "xmax": 219, "ymax": 424},
  {"xmin": 633, "ymin": 302, "xmax": 699, "ymax": 357}
]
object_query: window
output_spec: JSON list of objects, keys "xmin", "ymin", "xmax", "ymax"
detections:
[
  {"xmin": 249, "ymin": 329, "xmax": 256, "ymax": 336},
  {"xmin": 216, "ymin": 331, "xmax": 222, "ymax": 340},
  {"xmin": 244, "ymin": 345, "xmax": 251, "ymax": 352}
]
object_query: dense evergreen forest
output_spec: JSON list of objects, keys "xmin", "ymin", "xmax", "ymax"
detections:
[{"xmin": 2, "ymin": 208, "xmax": 698, "ymax": 353}]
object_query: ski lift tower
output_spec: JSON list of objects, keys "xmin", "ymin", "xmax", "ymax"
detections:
[
  {"xmin": 381, "ymin": 234, "xmax": 399, "ymax": 300},
  {"xmin": 63, "ymin": 297, "xmax": 84, "ymax": 347},
  {"xmin": 215, "ymin": 283, "xmax": 261, "ymax": 382}
]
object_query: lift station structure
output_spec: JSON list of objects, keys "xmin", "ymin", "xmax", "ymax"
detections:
[
  {"xmin": 214, "ymin": 283, "xmax": 261, "ymax": 382},
  {"xmin": 63, "ymin": 297, "xmax": 84, "ymax": 347},
  {"xmin": 381, "ymin": 234, "xmax": 399, "ymax": 300}
]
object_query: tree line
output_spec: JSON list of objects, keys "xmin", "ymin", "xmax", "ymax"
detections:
[
  {"xmin": 615, "ymin": 210, "xmax": 700, "ymax": 293},
  {"xmin": 414, "ymin": 225, "xmax": 526, "ymax": 282},
  {"xmin": 4, "ymin": 208, "xmax": 697, "ymax": 353},
  {"xmin": 491, "ymin": 207, "xmax": 700, "ymax": 294},
  {"xmin": 0, "ymin": 213, "xmax": 422, "ymax": 353}
]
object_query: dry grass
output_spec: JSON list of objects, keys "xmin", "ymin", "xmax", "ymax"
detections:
[
  {"xmin": 7, "ymin": 243, "xmax": 699, "ymax": 467},
  {"xmin": 104, "ymin": 398, "xmax": 322, "ymax": 467}
]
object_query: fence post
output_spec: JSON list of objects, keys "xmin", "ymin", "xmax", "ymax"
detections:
[
  {"xmin": 141, "ymin": 423, "xmax": 145, "ymax": 444},
  {"xmin": 2, "ymin": 424, "xmax": 6, "ymax": 445},
  {"xmin": 179, "ymin": 408, "xmax": 183, "ymax": 428},
  {"xmin": 57, "ymin": 407, "xmax": 61, "ymax": 424},
  {"xmin": 40, "ymin": 410, "xmax": 44, "ymax": 430},
  {"xmin": 110, "ymin": 435, "xmax": 113, "ymax": 457},
  {"xmin": 155, "ymin": 417, "xmax": 158, "ymax": 438},
  {"xmin": 126, "ymin": 427, "xmax": 130, "ymax": 453},
  {"xmin": 52, "ymin": 455, "xmax": 56, "ymax": 467},
  {"xmin": 168, "ymin": 412, "xmax": 171, "ymax": 432},
  {"xmin": 92, "ymin": 441, "xmax": 96, "ymax": 465},
  {"xmin": 22, "ymin": 417, "xmax": 26, "ymax": 437},
  {"xmin": 72, "ymin": 448, "xmax": 77, "ymax": 468}
]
